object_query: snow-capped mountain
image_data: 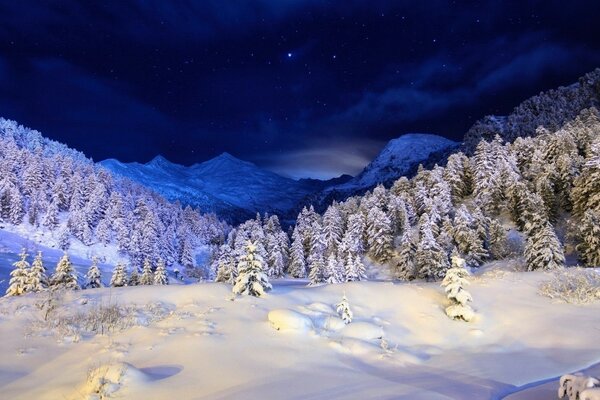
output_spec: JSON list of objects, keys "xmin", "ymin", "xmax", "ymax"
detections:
[
  {"xmin": 102, "ymin": 134, "xmax": 456, "ymax": 221},
  {"xmin": 101, "ymin": 153, "xmax": 349, "ymax": 223},
  {"xmin": 299, "ymin": 133, "xmax": 458, "ymax": 210},
  {"xmin": 335, "ymin": 133, "xmax": 458, "ymax": 190}
]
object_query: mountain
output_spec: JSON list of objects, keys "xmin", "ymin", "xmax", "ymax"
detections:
[
  {"xmin": 101, "ymin": 153, "xmax": 350, "ymax": 223},
  {"xmin": 462, "ymin": 67, "xmax": 600, "ymax": 153},
  {"xmin": 102, "ymin": 134, "xmax": 455, "ymax": 222},
  {"xmin": 299, "ymin": 133, "xmax": 458, "ymax": 210}
]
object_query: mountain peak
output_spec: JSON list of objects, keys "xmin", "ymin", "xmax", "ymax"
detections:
[{"xmin": 147, "ymin": 154, "xmax": 176, "ymax": 168}]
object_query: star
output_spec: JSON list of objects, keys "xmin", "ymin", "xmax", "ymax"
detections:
[{"xmin": 287, "ymin": 52, "xmax": 292, "ymax": 58}]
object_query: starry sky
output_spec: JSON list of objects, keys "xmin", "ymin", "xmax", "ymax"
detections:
[{"xmin": 1, "ymin": 1, "xmax": 600, "ymax": 179}]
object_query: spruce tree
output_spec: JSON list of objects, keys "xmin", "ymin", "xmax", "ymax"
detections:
[
  {"xmin": 366, "ymin": 207, "xmax": 393, "ymax": 263},
  {"xmin": 214, "ymin": 244, "xmax": 238, "ymax": 283},
  {"xmin": 395, "ymin": 223, "xmax": 416, "ymax": 280},
  {"xmin": 128, "ymin": 266, "xmax": 140, "ymax": 286},
  {"xmin": 140, "ymin": 259, "xmax": 154, "ymax": 285},
  {"xmin": 441, "ymin": 255, "xmax": 474, "ymax": 322},
  {"xmin": 336, "ymin": 294, "xmax": 353, "ymax": 324},
  {"xmin": 345, "ymin": 254, "xmax": 366, "ymax": 282},
  {"xmin": 288, "ymin": 231, "xmax": 307, "ymax": 278},
  {"xmin": 154, "ymin": 259, "xmax": 168, "ymax": 285},
  {"xmin": 308, "ymin": 251, "xmax": 326, "ymax": 286},
  {"xmin": 85, "ymin": 257, "xmax": 102, "ymax": 289},
  {"xmin": 232, "ymin": 241, "xmax": 271, "ymax": 296},
  {"xmin": 26, "ymin": 251, "xmax": 48, "ymax": 292},
  {"xmin": 5, "ymin": 250, "xmax": 30, "ymax": 296},
  {"xmin": 524, "ymin": 222, "xmax": 565, "ymax": 271},
  {"xmin": 110, "ymin": 263, "xmax": 127, "ymax": 287},
  {"xmin": 577, "ymin": 210, "xmax": 600, "ymax": 267},
  {"xmin": 415, "ymin": 214, "xmax": 449, "ymax": 281},
  {"xmin": 50, "ymin": 253, "xmax": 80, "ymax": 290},
  {"xmin": 325, "ymin": 253, "xmax": 343, "ymax": 284}
]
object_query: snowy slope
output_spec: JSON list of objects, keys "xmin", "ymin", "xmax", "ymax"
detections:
[
  {"xmin": 1, "ymin": 269, "xmax": 599, "ymax": 399},
  {"xmin": 101, "ymin": 153, "xmax": 343, "ymax": 223},
  {"xmin": 335, "ymin": 133, "xmax": 457, "ymax": 191}
]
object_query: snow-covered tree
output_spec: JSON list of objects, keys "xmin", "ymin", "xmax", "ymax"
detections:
[
  {"xmin": 110, "ymin": 263, "xmax": 127, "ymax": 287},
  {"xmin": 336, "ymin": 294, "xmax": 353, "ymax": 324},
  {"xmin": 345, "ymin": 253, "xmax": 366, "ymax": 282},
  {"xmin": 140, "ymin": 259, "xmax": 154, "ymax": 285},
  {"xmin": 322, "ymin": 204, "xmax": 343, "ymax": 256},
  {"xmin": 308, "ymin": 252, "xmax": 326, "ymax": 286},
  {"xmin": 50, "ymin": 253, "xmax": 80, "ymax": 290},
  {"xmin": 232, "ymin": 241, "xmax": 271, "ymax": 296},
  {"xmin": 214, "ymin": 244, "xmax": 238, "ymax": 284},
  {"xmin": 128, "ymin": 266, "xmax": 140, "ymax": 286},
  {"xmin": 366, "ymin": 207, "xmax": 393, "ymax": 263},
  {"xmin": 26, "ymin": 251, "xmax": 48, "ymax": 292},
  {"xmin": 525, "ymin": 222, "xmax": 565, "ymax": 271},
  {"xmin": 288, "ymin": 230, "xmax": 307, "ymax": 278},
  {"xmin": 57, "ymin": 224, "xmax": 70, "ymax": 251},
  {"xmin": 85, "ymin": 257, "xmax": 102, "ymax": 289},
  {"xmin": 577, "ymin": 210, "xmax": 600, "ymax": 267},
  {"xmin": 395, "ymin": 223, "xmax": 416, "ymax": 280},
  {"xmin": 442, "ymin": 254, "xmax": 474, "ymax": 322},
  {"xmin": 5, "ymin": 250, "xmax": 30, "ymax": 296},
  {"xmin": 154, "ymin": 259, "xmax": 168, "ymax": 285},
  {"xmin": 325, "ymin": 253, "xmax": 343, "ymax": 284},
  {"xmin": 452, "ymin": 206, "xmax": 488, "ymax": 268},
  {"xmin": 415, "ymin": 214, "xmax": 449, "ymax": 281}
]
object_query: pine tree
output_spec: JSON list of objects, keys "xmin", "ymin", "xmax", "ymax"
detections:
[
  {"xmin": 442, "ymin": 254, "xmax": 474, "ymax": 322},
  {"xmin": 395, "ymin": 223, "xmax": 416, "ymax": 280},
  {"xmin": 232, "ymin": 241, "xmax": 271, "ymax": 296},
  {"xmin": 288, "ymin": 231, "xmax": 307, "ymax": 278},
  {"xmin": 140, "ymin": 259, "xmax": 154, "ymax": 285},
  {"xmin": 336, "ymin": 294, "xmax": 353, "ymax": 324},
  {"xmin": 42, "ymin": 200, "xmax": 59, "ymax": 230},
  {"xmin": 214, "ymin": 244, "xmax": 238, "ymax": 284},
  {"xmin": 128, "ymin": 266, "xmax": 140, "ymax": 286},
  {"xmin": 345, "ymin": 254, "xmax": 366, "ymax": 282},
  {"xmin": 524, "ymin": 222, "xmax": 565, "ymax": 271},
  {"xmin": 325, "ymin": 253, "xmax": 343, "ymax": 284},
  {"xmin": 415, "ymin": 214, "xmax": 449, "ymax": 281},
  {"xmin": 322, "ymin": 205, "xmax": 343, "ymax": 256},
  {"xmin": 366, "ymin": 207, "xmax": 393, "ymax": 263},
  {"xmin": 26, "ymin": 251, "xmax": 48, "ymax": 292},
  {"xmin": 577, "ymin": 210, "xmax": 600, "ymax": 267},
  {"xmin": 452, "ymin": 206, "xmax": 488, "ymax": 267},
  {"xmin": 110, "ymin": 263, "xmax": 127, "ymax": 287},
  {"xmin": 50, "ymin": 253, "xmax": 80, "ymax": 290},
  {"xmin": 5, "ymin": 250, "xmax": 30, "ymax": 296},
  {"xmin": 308, "ymin": 252, "xmax": 326, "ymax": 286},
  {"xmin": 57, "ymin": 224, "xmax": 70, "ymax": 251},
  {"xmin": 154, "ymin": 259, "xmax": 168, "ymax": 285},
  {"xmin": 85, "ymin": 257, "xmax": 102, "ymax": 289}
]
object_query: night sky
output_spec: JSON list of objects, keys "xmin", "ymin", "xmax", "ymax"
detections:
[{"xmin": 1, "ymin": 1, "xmax": 600, "ymax": 179}]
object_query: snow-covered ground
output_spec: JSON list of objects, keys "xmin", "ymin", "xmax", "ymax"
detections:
[{"xmin": 1, "ymin": 268, "xmax": 598, "ymax": 399}]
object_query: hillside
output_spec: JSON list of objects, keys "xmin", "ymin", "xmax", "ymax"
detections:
[{"xmin": 101, "ymin": 153, "xmax": 350, "ymax": 223}]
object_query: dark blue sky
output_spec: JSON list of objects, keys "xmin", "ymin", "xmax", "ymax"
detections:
[{"xmin": 1, "ymin": 1, "xmax": 599, "ymax": 179}]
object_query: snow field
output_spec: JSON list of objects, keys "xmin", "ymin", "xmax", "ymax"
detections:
[{"xmin": 1, "ymin": 269, "xmax": 599, "ymax": 399}]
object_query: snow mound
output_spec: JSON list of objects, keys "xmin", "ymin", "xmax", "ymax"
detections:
[
  {"xmin": 268, "ymin": 309, "xmax": 313, "ymax": 332},
  {"xmin": 342, "ymin": 321, "xmax": 384, "ymax": 340},
  {"xmin": 559, "ymin": 374, "xmax": 600, "ymax": 400},
  {"xmin": 80, "ymin": 362, "xmax": 150, "ymax": 399}
]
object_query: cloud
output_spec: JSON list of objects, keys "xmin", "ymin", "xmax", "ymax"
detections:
[{"xmin": 253, "ymin": 138, "xmax": 385, "ymax": 179}]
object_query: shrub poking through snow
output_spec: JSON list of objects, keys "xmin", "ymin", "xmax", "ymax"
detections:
[
  {"xmin": 559, "ymin": 373, "xmax": 600, "ymax": 400},
  {"xmin": 539, "ymin": 268, "xmax": 600, "ymax": 304},
  {"xmin": 441, "ymin": 254, "xmax": 474, "ymax": 322},
  {"xmin": 336, "ymin": 293, "xmax": 353, "ymax": 324},
  {"xmin": 233, "ymin": 241, "xmax": 271, "ymax": 297},
  {"xmin": 5, "ymin": 249, "xmax": 30, "ymax": 296}
]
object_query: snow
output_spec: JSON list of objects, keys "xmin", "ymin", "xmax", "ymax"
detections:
[
  {"xmin": 268, "ymin": 309, "xmax": 314, "ymax": 332},
  {"xmin": 1, "ymin": 269, "xmax": 600, "ymax": 399},
  {"xmin": 329, "ymin": 133, "xmax": 457, "ymax": 192},
  {"xmin": 100, "ymin": 153, "xmax": 333, "ymax": 223}
]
